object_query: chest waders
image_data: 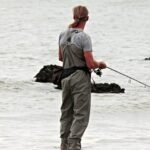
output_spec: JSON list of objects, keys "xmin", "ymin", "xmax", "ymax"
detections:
[{"xmin": 60, "ymin": 30, "xmax": 91, "ymax": 150}]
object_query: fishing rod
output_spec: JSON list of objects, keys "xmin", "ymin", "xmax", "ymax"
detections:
[{"xmin": 107, "ymin": 66, "xmax": 150, "ymax": 88}]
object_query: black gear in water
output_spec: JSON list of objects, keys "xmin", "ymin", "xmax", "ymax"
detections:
[
  {"xmin": 34, "ymin": 64, "xmax": 125, "ymax": 93},
  {"xmin": 145, "ymin": 57, "xmax": 150, "ymax": 60}
]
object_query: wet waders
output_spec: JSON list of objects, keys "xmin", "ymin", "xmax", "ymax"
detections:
[{"xmin": 60, "ymin": 30, "xmax": 91, "ymax": 150}]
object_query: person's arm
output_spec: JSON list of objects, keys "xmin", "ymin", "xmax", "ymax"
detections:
[
  {"xmin": 58, "ymin": 32, "xmax": 63, "ymax": 62},
  {"xmin": 58, "ymin": 48, "xmax": 63, "ymax": 61},
  {"xmin": 84, "ymin": 51, "xmax": 107, "ymax": 69},
  {"xmin": 82, "ymin": 34, "xmax": 106, "ymax": 69}
]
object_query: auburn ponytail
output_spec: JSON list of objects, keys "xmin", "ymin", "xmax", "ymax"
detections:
[{"xmin": 69, "ymin": 5, "xmax": 89, "ymax": 28}]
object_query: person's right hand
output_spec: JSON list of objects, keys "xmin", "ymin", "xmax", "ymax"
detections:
[{"xmin": 99, "ymin": 61, "xmax": 107, "ymax": 69}]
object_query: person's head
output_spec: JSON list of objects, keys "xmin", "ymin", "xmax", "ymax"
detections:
[{"xmin": 69, "ymin": 5, "xmax": 89, "ymax": 28}]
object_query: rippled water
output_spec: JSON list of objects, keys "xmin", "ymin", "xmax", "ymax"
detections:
[{"xmin": 0, "ymin": 0, "xmax": 150, "ymax": 150}]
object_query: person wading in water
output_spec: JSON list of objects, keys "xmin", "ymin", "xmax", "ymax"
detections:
[{"xmin": 58, "ymin": 5, "xmax": 107, "ymax": 150}]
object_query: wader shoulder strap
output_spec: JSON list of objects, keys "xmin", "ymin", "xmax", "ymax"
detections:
[{"xmin": 62, "ymin": 30, "xmax": 80, "ymax": 68}]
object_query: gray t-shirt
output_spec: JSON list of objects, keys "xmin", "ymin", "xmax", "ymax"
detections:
[{"xmin": 59, "ymin": 28, "xmax": 92, "ymax": 52}]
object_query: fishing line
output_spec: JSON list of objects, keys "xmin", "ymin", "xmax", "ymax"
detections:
[{"xmin": 107, "ymin": 66, "xmax": 150, "ymax": 88}]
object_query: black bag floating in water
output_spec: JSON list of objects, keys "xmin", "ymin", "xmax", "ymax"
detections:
[
  {"xmin": 34, "ymin": 64, "xmax": 125, "ymax": 93},
  {"xmin": 35, "ymin": 65, "xmax": 63, "ymax": 86},
  {"xmin": 91, "ymin": 83, "xmax": 124, "ymax": 93},
  {"xmin": 145, "ymin": 57, "xmax": 150, "ymax": 60}
]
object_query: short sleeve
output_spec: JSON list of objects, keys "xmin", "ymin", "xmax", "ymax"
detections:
[{"xmin": 82, "ymin": 33, "xmax": 92, "ymax": 52}]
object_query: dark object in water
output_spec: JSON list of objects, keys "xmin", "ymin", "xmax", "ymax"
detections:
[
  {"xmin": 91, "ymin": 83, "xmax": 125, "ymax": 93},
  {"xmin": 34, "ymin": 65, "xmax": 125, "ymax": 93},
  {"xmin": 35, "ymin": 65, "xmax": 63, "ymax": 83},
  {"xmin": 145, "ymin": 57, "xmax": 150, "ymax": 60}
]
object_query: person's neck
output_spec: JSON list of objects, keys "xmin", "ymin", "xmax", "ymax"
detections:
[{"xmin": 75, "ymin": 22, "xmax": 86, "ymax": 30}]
